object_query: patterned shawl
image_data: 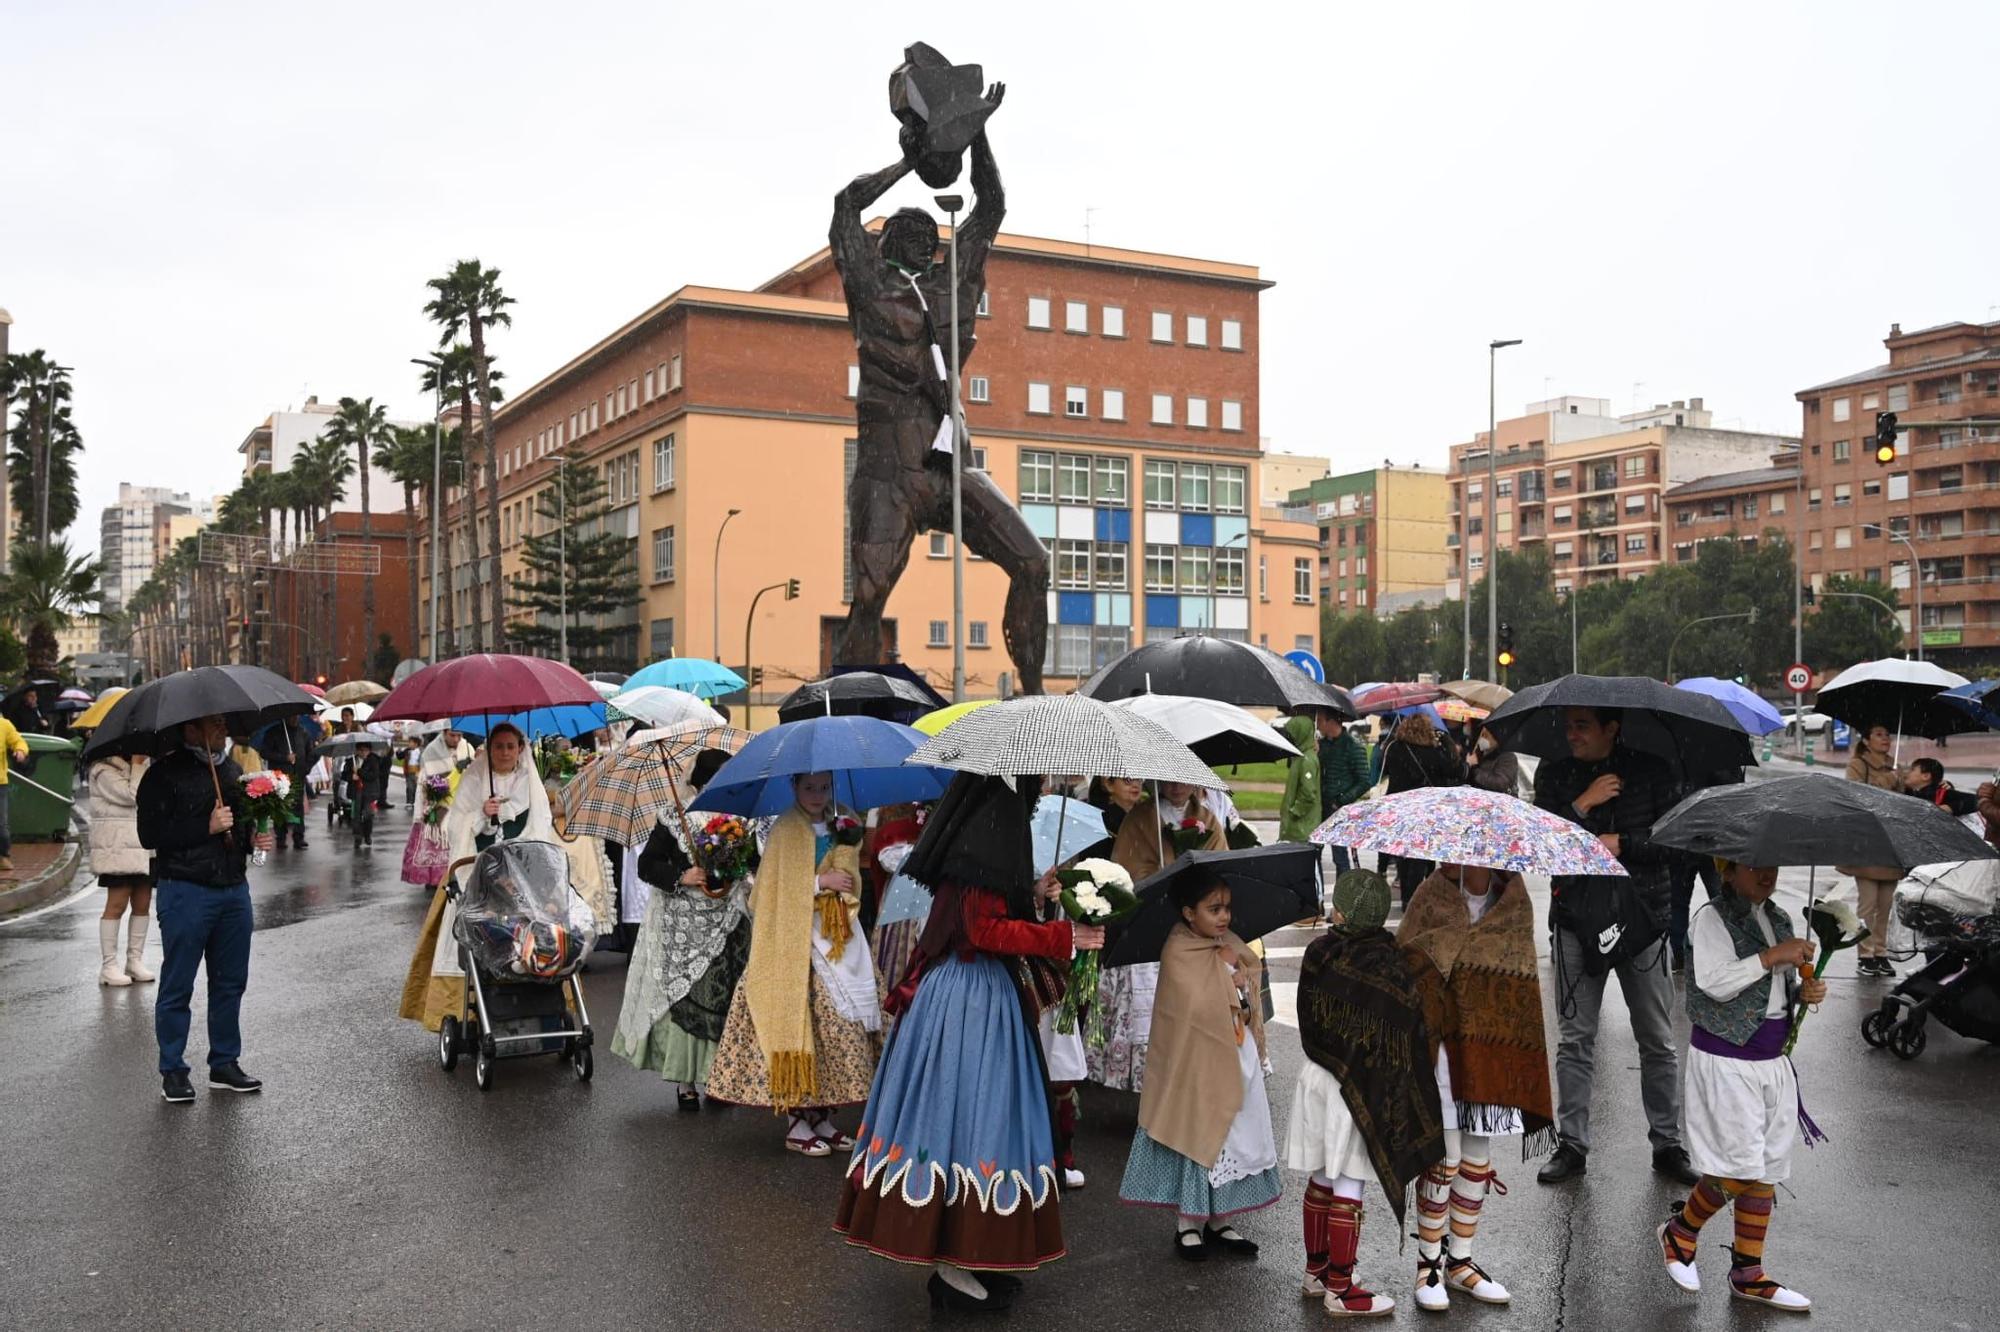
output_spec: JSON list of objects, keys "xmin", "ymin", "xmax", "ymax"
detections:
[
  {"xmin": 646, "ymin": 816, "xmax": 751, "ymax": 1026},
  {"xmin": 1297, "ymin": 925, "xmax": 1444, "ymax": 1231},
  {"xmin": 1397, "ymin": 870, "xmax": 1556, "ymax": 1157}
]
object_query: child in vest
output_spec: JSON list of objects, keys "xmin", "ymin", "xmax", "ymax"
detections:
[{"xmin": 1658, "ymin": 858, "xmax": 1825, "ymax": 1313}]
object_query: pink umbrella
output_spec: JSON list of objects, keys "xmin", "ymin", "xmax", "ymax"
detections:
[
  {"xmin": 373, "ymin": 653, "xmax": 600, "ymax": 722},
  {"xmin": 1349, "ymin": 681, "xmax": 1446, "ymax": 716},
  {"xmin": 1311, "ymin": 786, "xmax": 1626, "ymax": 877},
  {"xmin": 296, "ymin": 682, "xmax": 327, "ymax": 698}
]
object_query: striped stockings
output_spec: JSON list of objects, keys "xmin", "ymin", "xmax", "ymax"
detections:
[{"xmin": 1668, "ymin": 1175, "xmax": 1778, "ymax": 1288}]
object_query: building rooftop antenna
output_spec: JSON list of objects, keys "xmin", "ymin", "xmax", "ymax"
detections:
[{"xmin": 1084, "ymin": 207, "xmax": 1096, "ymax": 257}]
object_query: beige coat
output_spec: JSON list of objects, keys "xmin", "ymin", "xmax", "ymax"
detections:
[
  {"xmin": 1841, "ymin": 746, "xmax": 1905, "ymax": 878},
  {"xmin": 88, "ymin": 757, "xmax": 152, "ymax": 878}
]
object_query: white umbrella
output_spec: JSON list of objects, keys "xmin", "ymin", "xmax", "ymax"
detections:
[
  {"xmin": 608, "ymin": 685, "xmax": 726, "ymax": 731},
  {"xmin": 1815, "ymin": 657, "xmax": 1975, "ymax": 755},
  {"xmin": 1108, "ymin": 693, "xmax": 1300, "ymax": 767},
  {"xmin": 906, "ymin": 694, "xmax": 1221, "ymax": 788},
  {"xmin": 317, "ymin": 699, "xmax": 373, "ymax": 722}
]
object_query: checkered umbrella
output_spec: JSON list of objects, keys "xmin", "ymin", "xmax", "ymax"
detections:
[
  {"xmin": 905, "ymin": 694, "xmax": 1222, "ymax": 787},
  {"xmin": 560, "ymin": 723, "xmax": 750, "ymax": 844}
]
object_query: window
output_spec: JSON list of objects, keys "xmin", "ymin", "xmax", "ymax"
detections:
[
  {"xmin": 1220, "ymin": 400, "xmax": 1243, "ymax": 432},
  {"xmin": 1625, "ymin": 534, "xmax": 1647, "ymax": 554},
  {"xmin": 1102, "ymin": 306, "xmax": 1124, "ymax": 338},
  {"xmin": 1151, "ymin": 393, "xmax": 1174, "ymax": 425},
  {"xmin": 1094, "ymin": 456, "xmax": 1129, "ymax": 506},
  {"xmin": 1180, "ymin": 463, "xmax": 1212, "ymax": 512},
  {"xmin": 1178, "ymin": 545, "xmax": 1212, "ymax": 593},
  {"xmin": 1832, "ymin": 397, "xmax": 1851, "ymax": 422},
  {"xmin": 1467, "ymin": 482, "xmax": 1484, "ymax": 502},
  {"xmin": 1027, "ymin": 382, "xmax": 1052, "ymax": 414},
  {"xmin": 1496, "ymin": 477, "xmax": 1513, "ymax": 498},
  {"xmin": 928, "ymin": 620, "xmax": 949, "ymax": 648},
  {"xmin": 1623, "ymin": 454, "xmax": 1646, "ymax": 477},
  {"xmin": 651, "ymin": 526, "xmax": 676, "ymax": 582},
  {"xmin": 607, "ymin": 450, "xmax": 641, "ymax": 506},
  {"xmin": 1862, "ymin": 479, "xmax": 1881, "ymax": 497},
  {"xmin": 1151, "ymin": 311, "xmax": 1173, "ymax": 343},
  {"xmin": 1027, "ymin": 297, "xmax": 1051, "ymax": 329},
  {"xmin": 1065, "ymin": 301, "xmax": 1087, "ymax": 333},
  {"xmin": 1186, "ymin": 397, "xmax": 1209, "ymax": 429},
  {"xmin": 928, "ymin": 532, "xmax": 950, "ymax": 559},
  {"xmin": 969, "ymin": 621, "xmax": 990, "ymax": 648},
  {"xmin": 1101, "ymin": 388, "xmax": 1125, "ymax": 421},
  {"xmin": 1056, "ymin": 539, "xmax": 1093, "ymax": 588},
  {"xmin": 1770, "ymin": 491, "xmax": 1786, "ymax": 514},
  {"xmin": 1808, "ymin": 487, "xmax": 1822, "ymax": 512},
  {"xmin": 1833, "ymin": 439, "xmax": 1851, "ymax": 463},
  {"xmin": 1888, "ymin": 472, "xmax": 1909, "ymax": 501},
  {"xmin": 1888, "ymin": 385, "xmax": 1910, "ymax": 411},
  {"xmin": 1834, "ymin": 482, "xmax": 1852, "ymax": 507},
  {"xmin": 1065, "ymin": 385, "xmax": 1088, "ymax": 418},
  {"xmin": 847, "ymin": 365, "xmax": 860, "ymax": 397},
  {"xmin": 669, "ymin": 355, "xmax": 683, "ymax": 391},
  {"xmin": 1809, "ymin": 530, "xmax": 1823, "ymax": 552},
  {"xmin": 1094, "ymin": 541, "xmax": 1128, "ymax": 589},
  {"xmin": 1834, "ymin": 526, "xmax": 1853, "ymax": 549},
  {"xmin": 1862, "ymin": 392, "xmax": 1879, "ymax": 410},
  {"xmin": 1258, "ymin": 555, "xmax": 1268, "ymax": 599},
  {"xmin": 1625, "ymin": 494, "xmax": 1646, "ymax": 512},
  {"xmin": 1742, "ymin": 497, "xmax": 1758, "ymax": 520},
  {"xmin": 1058, "ymin": 453, "xmax": 1092, "ymax": 503},
  {"xmin": 1467, "ymin": 517, "xmax": 1483, "ymax": 536},
  {"xmin": 643, "ymin": 369, "xmax": 655, "ymax": 402},
  {"xmin": 1186, "ymin": 315, "xmax": 1208, "ymax": 347},
  {"xmin": 652, "ymin": 433, "xmax": 675, "ymax": 491},
  {"xmin": 1145, "ymin": 543, "xmax": 1176, "ymax": 590},
  {"xmin": 976, "ymin": 290, "xmax": 989, "ymax": 317},
  {"xmin": 649, "ymin": 617, "xmax": 674, "ymax": 658},
  {"xmin": 969, "ymin": 375, "xmax": 990, "ymax": 403},
  {"xmin": 1214, "ymin": 465, "xmax": 1247, "ymax": 515},
  {"xmin": 1144, "ymin": 460, "xmax": 1177, "ymax": 509},
  {"xmin": 1293, "ymin": 558, "xmax": 1313, "ymax": 603},
  {"xmin": 589, "ymin": 402, "xmax": 599, "ymax": 430},
  {"xmin": 1220, "ymin": 319, "xmax": 1242, "ymax": 351},
  {"xmin": 1215, "ymin": 545, "xmax": 1245, "ymax": 594},
  {"xmin": 1020, "ymin": 450, "xmax": 1054, "ymax": 502}
]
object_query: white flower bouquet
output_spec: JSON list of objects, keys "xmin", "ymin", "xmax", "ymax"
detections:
[{"xmin": 1053, "ymin": 857, "xmax": 1138, "ymax": 1044}]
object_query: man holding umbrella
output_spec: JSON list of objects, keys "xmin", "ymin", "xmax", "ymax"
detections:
[{"xmin": 138, "ymin": 713, "xmax": 268, "ymax": 1104}]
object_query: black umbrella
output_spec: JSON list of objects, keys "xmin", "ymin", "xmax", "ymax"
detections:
[
  {"xmin": 1080, "ymin": 636, "xmax": 1356, "ymax": 717},
  {"xmin": 1482, "ymin": 673, "xmax": 1754, "ymax": 781},
  {"xmin": 776, "ymin": 671, "xmax": 941, "ymax": 724},
  {"xmin": 1651, "ymin": 773, "xmax": 1996, "ymax": 870},
  {"xmin": 1813, "ymin": 658, "xmax": 1980, "ymax": 740},
  {"xmin": 81, "ymin": 666, "xmax": 320, "ymax": 763},
  {"xmin": 1103, "ymin": 843, "xmax": 1323, "ymax": 967}
]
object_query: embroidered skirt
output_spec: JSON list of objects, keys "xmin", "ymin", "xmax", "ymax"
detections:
[
  {"xmin": 834, "ymin": 952, "xmax": 1066, "ymax": 1271},
  {"xmin": 1086, "ymin": 961, "xmax": 1159, "ymax": 1092},
  {"xmin": 704, "ymin": 969, "xmax": 880, "ymax": 1110}
]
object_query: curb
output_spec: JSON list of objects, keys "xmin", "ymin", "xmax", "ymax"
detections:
[{"xmin": 0, "ymin": 843, "xmax": 84, "ymax": 918}]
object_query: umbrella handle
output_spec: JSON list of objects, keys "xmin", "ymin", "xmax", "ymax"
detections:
[{"xmin": 1053, "ymin": 791, "xmax": 1067, "ymax": 867}]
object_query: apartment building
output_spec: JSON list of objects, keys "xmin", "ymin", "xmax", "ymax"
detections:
[
  {"xmin": 1285, "ymin": 465, "xmax": 1450, "ymax": 614},
  {"xmin": 1662, "ymin": 454, "xmax": 1802, "ymax": 564}
]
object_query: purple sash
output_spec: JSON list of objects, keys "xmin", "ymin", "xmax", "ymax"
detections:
[{"xmin": 1690, "ymin": 1016, "xmax": 1789, "ymax": 1061}]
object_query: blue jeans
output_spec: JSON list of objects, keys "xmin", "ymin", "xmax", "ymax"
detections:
[{"xmin": 154, "ymin": 878, "xmax": 254, "ymax": 1075}]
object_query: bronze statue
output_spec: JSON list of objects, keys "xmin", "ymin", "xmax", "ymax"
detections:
[{"xmin": 831, "ymin": 48, "xmax": 1048, "ymax": 694}]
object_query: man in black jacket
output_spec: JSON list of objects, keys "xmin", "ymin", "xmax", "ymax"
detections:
[
  {"xmin": 344, "ymin": 743, "xmax": 387, "ymax": 851},
  {"xmin": 257, "ymin": 716, "xmax": 315, "ymax": 850},
  {"xmin": 138, "ymin": 714, "xmax": 268, "ymax": 1104},
  {"xmin": 1532, "ymin": 706, "xmax": 1697, "ymax": 1187}
]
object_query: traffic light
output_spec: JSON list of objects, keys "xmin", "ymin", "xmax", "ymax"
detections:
[
  {"xmin": 1873, "ymin": 411, "xmax": 1899, "ymax": 464},
  {"xmin": 750, "ymin": 666, "xmax": 765, "ymax": 687},
  {"xmin": 1495, "ymin": 621, "xmax": 1516, "ymax": 669},
  {"xmin": 784, "ymin": 578, "xmax": 800, "ymax": 600},
  {"xmin": 315, "ymin": 674, "xmax": 328, "ymax": 687}
]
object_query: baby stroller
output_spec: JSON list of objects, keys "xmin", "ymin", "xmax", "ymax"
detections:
[
  {"xmin": 436, "ymin": 840, "xmax": 600, "ymax": 1090},
  {"xmin": 1862, "ymin": 865, "xmax": 2000, "ymax": 1061}
]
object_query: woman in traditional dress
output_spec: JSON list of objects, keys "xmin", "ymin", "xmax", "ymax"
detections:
[
  {"xmin": 401, "ymin": 727, "xmax": 471, "ymax": 888},
  {"xmin": 611, "ymin": 749, "xmax": 748, "ymax": 1110},
  {"xmin": 398, "ymin": 724, "xmax": 555, "ymax": 1031},
  {"xmin": 1396, "ymin": 862, "xmax": 1557, "ymax": 1312},
  {"xmin": 1088, "ymin": 781, "xmax": 1228, "ymax": 1093},
  {"xmin": 704, "ymin": 771, "xmax": 882, "ymax": 1154},
  {"xmin": 835, "ymin": 773, "xmax": 1103, "ymax": 1314}
]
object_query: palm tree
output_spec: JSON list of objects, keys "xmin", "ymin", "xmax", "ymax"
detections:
[
  {"xmin": 2, "ymin": 539, "xmax": 100, "ymax": 673},
  {"xmin": 418, "ymin": 346, "xmax": 501, "ymax": 652},
  {"xmin": 293, "ymin": 434, "xmax": 353, "ymax": 677},
  {"xmin": 324, "ymin": 396, "xmax": 396, "ymax": 676},
  {"xmin": 379, "ymin": 424, "xmax": 438, "ymax": 664},
  {"xmin": 425, "ymin": 264, "xmax": 514, "ymax": 644},
  {"xmin": 4, "ymin": 351, "xmax": 80, "ymax": 547}
]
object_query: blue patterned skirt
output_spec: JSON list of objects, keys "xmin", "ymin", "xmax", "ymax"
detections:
[{"xmin": 1119, "ymin": 1129, "xmax": 1283, "ymax": 1220}]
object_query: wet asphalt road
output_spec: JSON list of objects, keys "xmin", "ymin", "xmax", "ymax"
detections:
[{"xmin": 2, "ymin": 800, "xmax": 1996, "ymax": 1332}]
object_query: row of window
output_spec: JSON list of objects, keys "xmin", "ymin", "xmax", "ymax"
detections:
[
  {"xmin": 847, "ymin": 366, "xmax": 1245, "ymax": 433},
  {"xmin": 501, "ymin": 356, "xmax": 687, "ymax": 481},
  {"xmin": 1021, "ymin": 299, "xmax": 1245, "ymax": 352},
  {"xmin": 1140, "ymin": 543, "xmax": 1248, "ymax": 595},
  {"xmin": 927, "ymin": 620, "xmax": 992, "ymax": 649},
  {"xmin": 1016, "ymin": 452, "xmax": 1249, "ymax": 515}
]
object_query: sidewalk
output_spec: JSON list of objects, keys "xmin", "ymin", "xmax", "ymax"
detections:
[{"xmin": 0, "ymin": 842, "xmax": 84, "ymax": 917}]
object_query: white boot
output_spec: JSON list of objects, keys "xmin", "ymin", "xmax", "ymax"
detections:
[
  {"xmin": 98, "ymin": 920, "xmax": 132, "ymax": 986},
  {"xmin": 124, "ymin": 915, "xmax": 157, "ymax": 983}
]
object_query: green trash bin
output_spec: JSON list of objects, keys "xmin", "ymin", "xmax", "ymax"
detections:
[{"xmin": 7, "ymin": 733, "xmax": 81, "ymax": 842}]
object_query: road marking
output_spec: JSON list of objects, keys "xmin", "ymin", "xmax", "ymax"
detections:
[
  {"xmin": 1269, "ymin": 980, "xmax": 1298, "ymax": 1029},
  {"xmin": 1263, "ymin": 946, "xmax": 1307, "ymax": 960}
]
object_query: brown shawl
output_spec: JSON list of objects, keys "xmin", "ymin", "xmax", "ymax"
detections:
[
  {"xmin": 1138, "ymin": 924, "xmax": 1263, "ymax": 1169},
  {"xmin": 1397, "ymin": 869, "xmax": 1555, "ymax": 1155},
  {"xmin": 1109, "ymin": 793, "xmax": 1228, "ymax": 885}
]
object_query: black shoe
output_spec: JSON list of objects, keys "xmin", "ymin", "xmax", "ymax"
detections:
[
  {"xmin": 161, "ymin": 1071, "xmax": 195, "ymax": 1104},
  {"xmin": 927, "ymin": 1272, "xmax": 1015, "ymax": 1312},
  {"xmin": 677, "ymin": 1088, "xmax": 701, "ymax": 1113},
  {"xmin": 1537, "ymin": 1142, "xmax": 1588, "ymax": 1184},
  {"xmin": 1174, "ymin": 1228, "xmax": 1211, "ymax": 1262},
  {"xmin": 1204, "ymin": 1224, "xmax": 1259, "ymax": 1258},
  {"xmin": 208, "ymin": 1062, "xmax": 263, "ymax": 1094},
  {"xmin": 1652, "ymin": 1145, "xmax": 1700, "ymax": 1186}
]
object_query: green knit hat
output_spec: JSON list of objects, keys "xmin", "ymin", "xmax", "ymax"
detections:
[{"xmin": 1332, "ymin": 868, "xmax": 1392, "ymax": 931}]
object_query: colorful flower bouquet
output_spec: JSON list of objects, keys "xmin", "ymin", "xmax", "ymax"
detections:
[
  {"xmin": 240, "ymin": 770, "xmax": 292, "ymax": 864},
  {"xmin": 1168, "ymin": 815, "xmax": 1210, "ymax": 856},
  {"xmin": 421, "ymin": 773, "xmax": 454, "ymax": 826},
  {"xmin": 828, "ymin": 813, "xmax": 865, "ymax": 847},
  {"xmin": 693, "ymin": 814, "xmax": 759, "ymax": 888},
  {"xmin": 1785, "ymin": 898, "xmax": 1869, "ymax": 1056},
  {"xmin": 1053, "ymin": 857, "xmax": 1139, "ymax": 1044}
]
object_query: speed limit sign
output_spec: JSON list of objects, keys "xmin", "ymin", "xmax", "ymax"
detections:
[{"xmin": 1785, "ymin": 663, "xmax": 1812, "ymax": 694}]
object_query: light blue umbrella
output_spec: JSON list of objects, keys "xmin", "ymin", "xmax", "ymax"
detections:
[
  {"xmin": 688, "ymin": 714, "xmax": 953, "ymax": 817},
  {"xmin": 1672, "ymin": 677, "xmax": 1785, "ymax": 736},
  {"xmin": 874, "ymin": 874, "xmax": 934, "ymax": 928},
  {"xmin": 1031, "ymin": 793, "xmax": 1109, "ymax": 874},
  {"xmin": 453, "ymin": 703, "xmax": 608, "ymax": 741},
  {"xmin": 623, "ymin": 658, "xmax": 748, "ymax": 700}
]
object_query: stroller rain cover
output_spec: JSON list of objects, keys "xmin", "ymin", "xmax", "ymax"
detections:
[{"xmin": 454, "ymin": 840, "xmax": 599, "ymax": 980}]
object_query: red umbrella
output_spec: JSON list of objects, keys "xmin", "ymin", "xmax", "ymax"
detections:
[
  {"xmin": 296, "ymin": 682, "xmax": 327, "ymax": 698},
  {"xmin": 373, "ymin": 654, "xmax": 600, "ymax": 722},
  {"xmin": 1350, "ymin": 681, "xmax": 1445, "ymax": 716}
]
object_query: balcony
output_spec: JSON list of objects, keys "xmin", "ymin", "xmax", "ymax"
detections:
[{"xmin": 1445, "ymin": 533, "xmax": 1460, "ymax": 548}]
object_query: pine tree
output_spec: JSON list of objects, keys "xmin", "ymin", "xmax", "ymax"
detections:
[{"xmin": 506, "ymin": 459, "xmax": 641, "ymax": 670}]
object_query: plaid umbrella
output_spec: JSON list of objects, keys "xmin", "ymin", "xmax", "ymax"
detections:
[
  {"xmin": 561, "ymin": 723, "xmax": 750, "ymax": 844},
  {"xmin": 1310, "ymin": 786, "xmax": 1627, "ymax": 877},
  {"xmin": 906, "ymin": 693, "xmax": 1222, "ymax": 787}
]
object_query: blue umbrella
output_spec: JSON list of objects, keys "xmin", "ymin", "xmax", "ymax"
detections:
[
  {"xmin": 873, "ymin": 874, "xmax": 934, "ymax": 928},
  {"xmin": 453, "ymin": 703, "xmax": 608, "ymax": 741},
  {"xmin": 1673, "ymin": 677, "xmax": 1785, "ymax": 736},
  {"xmin": 688, "ymin": 715, "xmax": 952, "ymax": 817},
  {"xmin": 624, "ymin": 658, "xmax": 748, "ymax": 700},
  {"xmin": 1938, "ymin": 678, "xmax": 2000, "ymax": 731},
  {"xmin": 1031, "ymin": 793, "xmax": 1109, "ymax": 874}
]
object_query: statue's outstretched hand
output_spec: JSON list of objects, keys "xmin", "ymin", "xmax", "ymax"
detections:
[{"xmin": 985, "ymin": 81, "xmax": 1006, "ymax": 111}]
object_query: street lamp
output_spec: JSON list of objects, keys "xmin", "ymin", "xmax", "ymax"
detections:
[
  {"xmin": 937, "ymin": 192, "xmax": 968, "ymax": 703},
  {"xmin": 713, "ymin": 507, "xmax": 742, "ymax": 660},
  {"xmin": 412, "ymin": 356, "xmax": 444, "ymax": 662},
  {"xmin": 1484, "ymin": 339, "xmax": 1522, "ymax": 679},
  {"xmin": 1863, "ymin": 523, "xmax": 1923, "ymax": 660}
]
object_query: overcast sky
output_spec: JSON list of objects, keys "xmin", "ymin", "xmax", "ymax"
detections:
[{"xmin": 7, "ymin": 0, "xmax": 1996, "ymax": 560}]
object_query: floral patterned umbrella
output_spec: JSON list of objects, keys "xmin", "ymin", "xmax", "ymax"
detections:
[{"xmin": 1310, "ymin": 786, "xmax": 1626, "ymax": 877}]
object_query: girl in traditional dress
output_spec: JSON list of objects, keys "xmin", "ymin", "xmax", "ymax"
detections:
[
  {"xmin": 1397, "ymin": 863, "xmax": 1557, "ymax": 1311},
  {"xmin": 1288, "ymin": 869, "xmax": 1443, "ymax": 1319},
  {"xmin": 1118, "ymin": 866, "xmax": 1281, "ymax": 1261},
  {"xmin": 1089, "ymin": 781, "xmax": 1227, "ymax": 1093},
  {"xmin": 835, "ymin": 774, "xmax": 1102, "ymax": 1314},
  {"xmin": 864, "ymin": 802, "xmax": 929, "ymax": 995},
  {"xmin": 401, "ymin": 727, "xmax": 471, "ymax": 888},
  {"xmin": 398, "ymin": 724, "xmax": 554, "ymax": 1031},
  {"xmin": 611, "ymin": 749, "xmax": 749, "ymax": 1111},
  {"xmin": 705, "ymin": 771, "xmax": 881, "ymax": 1155},
  {"xmin": 1657, "ymin": 858, "xmax": 1823, "ymax": 1313}
]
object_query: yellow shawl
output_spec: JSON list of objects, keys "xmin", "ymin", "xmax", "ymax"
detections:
[
  {"xmin": 1138, "ymin": 924, "xmax": 1264, "ymax": 1169},
  {"xmin": 743, "ymin": 807, "xmax": 860, "ymax": 1109}
]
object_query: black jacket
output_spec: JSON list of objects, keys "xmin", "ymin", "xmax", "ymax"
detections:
[
  {"xmin": 1534, "ymin": 746, "xmax": 1681, "ymax": 931},
  {"xmin": 137, "ymin": 748, "xmax": 252, "ymax": 887},
  {"xmin": 257, "ymin": 719, "xmax": 316, "ymax": 775},
  {"xmin": 1380, "ymin": 735, "xmax": 1465, "ymax": 794},
  {"xmin": 1908, "ymin": 778, "xmax": 1980, "ymax": 818},
  {"xmin": 638, "ymin": 824, "xmax": 694, "ymax": 890}
]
